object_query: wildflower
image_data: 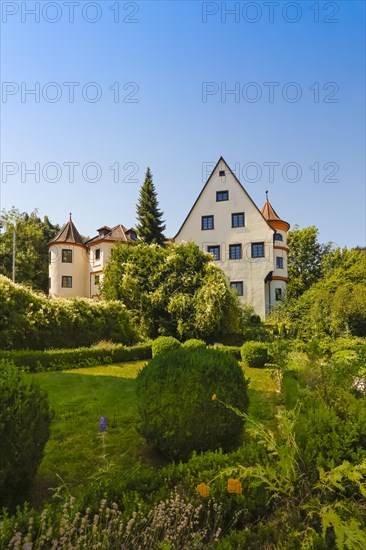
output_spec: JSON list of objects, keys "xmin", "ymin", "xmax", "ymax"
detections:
[
  {"xmin": 99, "ymin": 416, "xmax": 107, "ymax": 432},
  {"xmin": 212, "ymin": 394, "xmax": 217, "ymax": 401},
  {"xmin": 227, "ymin": 478, "xmax": 243, "ymax": 494},
  {"xmin": 196, "ymin": 482, "xmax": 210, "ymax": 497}
]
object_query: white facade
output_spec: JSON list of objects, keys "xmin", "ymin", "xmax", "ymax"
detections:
[
  {"xmin": 175, "ymin": 157, "xmax": 290, "ymax": 318},
  {"xmin": 48, "ymin": 221, "xmax": 136, "ymax": 299}
]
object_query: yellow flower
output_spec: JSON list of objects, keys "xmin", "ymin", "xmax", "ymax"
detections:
[
  {"xmin": 227, "ymin": 478, "xmax": 243, "ymax": 494},
  {"xmin": 212, "ymin": 394, "xmax": 217, "ymax": 401},
  {"xmin": 196, "ymin": 482, "xmax": 210, "ymax": 497}
]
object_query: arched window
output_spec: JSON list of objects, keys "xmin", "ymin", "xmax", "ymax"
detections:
[{"xmin": 274, "ymin": 233, "xmax": 283, "ymax": 241}]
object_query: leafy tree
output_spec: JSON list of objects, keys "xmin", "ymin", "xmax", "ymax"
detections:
[
  {"xmin": 102, "ymin": 242, "xmax": 244, "ymax": 341},
  {"xmin": 0, "ymin": 208, "xmax": 59, "ymax": 293},
  {"xmin": 287, "ymin": 225, "xmax": 332, "ymax": 298},
  {"xmin": 136, "ymin": 167, "xmax": 166, "ymax": 245}
]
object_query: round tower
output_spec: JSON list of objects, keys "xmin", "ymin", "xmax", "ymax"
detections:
[
  {"xmin": 48, "ymin": 214, "xmax": 89, "ymax": 298},
  {"xmin": 261, "ymin": 193, "xmax": 290, "ymax": 305}
]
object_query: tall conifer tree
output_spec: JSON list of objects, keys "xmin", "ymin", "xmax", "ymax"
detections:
[{"xmin": 136, "ymin": 167, "xmax": 166, "ymax": 245}]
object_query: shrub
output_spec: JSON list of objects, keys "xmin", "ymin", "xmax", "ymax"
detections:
[
  {"xmin": 0, "ymin": 276, "xmax": 138, "ymax": 350},
  {"xmin": 210, "ymin": 344, "xmax": 241, "ymax": 360},
  {"xmin": 137, "ymin": 347, "xmax": 249, "ymax": 460},
  {"xmin": 182, "ymin": 338, "xmax": 206, "ymax": 348},
  {"xmin": 0, "ymin": 342, "xmax": 152, "ymax": 373},
  {"xmin": 240, "ymin": 342, "xmax": 270, "ymax": 368},
  {"xmin": 0, "ymin": 360, "xmax": 52, "ymax": 510},
  {"xmin": 152, "ymin": 336, "xmax": 181, "ymax": 358}
]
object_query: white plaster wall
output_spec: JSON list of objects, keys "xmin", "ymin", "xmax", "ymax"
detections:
[
  {"xmin": 48, "ymin": 244, "xmax": 89, "ymax": 298},
  {"xmin": 175, "ymin": 160, "xmax": 275, "ymax": 318}
]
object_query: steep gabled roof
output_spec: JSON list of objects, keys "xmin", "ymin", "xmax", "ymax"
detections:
[
  {"xmin": 174, "ymin": 156, "xmax": 274, "ymax": 238},
  {"xmin": 86, "ymin": 224, "xmax": 136, "ymax": 245},
  {"xmin": 48, "ymin": 216, "xmax": 86, "ymax": 247}
]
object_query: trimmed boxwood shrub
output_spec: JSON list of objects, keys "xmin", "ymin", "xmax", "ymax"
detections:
[
  {"xmin": 0, "ymin": 360, "xmax": 52, "ymax": 510},
  {"xmin": 137, "ymin": 347, "xmax": 249, "ymax": 461},
  {"xmin": 241, "ymin": 342, "xmax": 270, "ymax": 368},
  {"xmin": 182, "ymin": 339, "xmax": 206, "ymax": 348},
  {"xmin": 152, "ymin": 336, "xmax": 181, "ymax": 358},
  {"xmin": 0, "ymin": 342, "xmax": 152, "ymax": 373}
]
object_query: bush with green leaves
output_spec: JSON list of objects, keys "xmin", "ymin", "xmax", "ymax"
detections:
[
  {"xmin": 137, "ymin": 347, "xmax": 249, "ymax": 461},
  {"xmin": 151, "ymin": 336, "xmax": 181, "ymax": 358},
  {"xmin": 0, "ymin": 360, "xmax": 52, "ymax": 510},
  {"xmin": 182, "ymin": 338, "xmax": 206, "ymax": 348},
  {"xmin": 0, "ymin": 275, "xmax": 138, "ymax": 350},
  {"xmin": 240, "ymin": 342, "xmax": 270, "ymax": 368}
]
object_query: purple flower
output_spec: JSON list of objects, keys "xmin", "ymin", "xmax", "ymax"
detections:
[{"xmin": 99, "ymin": 416, "xmax": 107, "ymax": 432}]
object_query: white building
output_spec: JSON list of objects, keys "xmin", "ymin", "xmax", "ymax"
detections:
[
  {"xmin": 174, "ymin": 157, "xmax": 290, "ymax": 318},
  {"xmin": 48, "ymin": 216, "xmax": 136, "ymax": 299}
]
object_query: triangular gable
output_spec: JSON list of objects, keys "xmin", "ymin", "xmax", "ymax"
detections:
[{"xmin": 174, "ymin": 156, "xmax": 274, "ymax": 239}]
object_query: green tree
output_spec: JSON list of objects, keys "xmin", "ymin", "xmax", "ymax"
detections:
[
  {"xmin": 136, "ymin": 167, "xmax": 166, "ymax": 245},
  {"xmin": 0, "ymin": 208, "xmax": 59, "ymax": 293},
  {"xmin": 287, "ymin": 225, "xmax": 332, "ymax": 299},
  {"xmin": 102, "ymin": 242, "xmax": 244, "ymax": 341}
]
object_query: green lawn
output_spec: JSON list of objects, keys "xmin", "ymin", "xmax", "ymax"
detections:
[
  {"xmin": 33, "ymin": 361, "xmax": 159, "ymax": 506},
  {"xmin": 32, "ymin": 361, "xmax": 277, "ymax": 507}
]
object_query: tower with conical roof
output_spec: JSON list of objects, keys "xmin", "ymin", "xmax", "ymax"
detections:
[
  {"xmin": 261, "ymin": 192, "xmax": 290, "ymax": 309},
  {"xmin": 48, "ymin": 214, "xmax": 89, "ymax": 297}
]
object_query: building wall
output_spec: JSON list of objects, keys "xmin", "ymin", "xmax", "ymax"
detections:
[
  {"xmin": 175, "ymin": 161, "xmax": 282, "ymax": 318},
  {"xmin": 88, "ymin": 241, "xmax": 115, "ymax": 299},
  {"xmin": 48, "ymin": 243, "xmax": 89, "ymax": 298}
]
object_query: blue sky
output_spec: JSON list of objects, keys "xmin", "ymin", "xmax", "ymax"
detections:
[{"xmin": 1, "ymin": 0, "xmax": 365, "ymax": 246}]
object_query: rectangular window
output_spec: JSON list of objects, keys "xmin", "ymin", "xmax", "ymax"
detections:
[
  {"xmin": 219, "ymin": 170, "xmax": 226, "ymax": 177},
  {"xmin": 48, "ymin": 277, "xmax": 51, "ymax": 289},
  {"xmin": 275, "ymin": 288, "xmax": 283, "ymax": 301},
  {"xmin": 232, "ymin": 212, "xmax": 245, "ymax": 227},
  {"xmin": 62, "ymin": 249, "xmax": 72, "ymax": 263},
  {"xmin": 229, "ymin": 244, "xmax": 242, "ymax": 260},
  {"xmin": 48, "ymin": 251, "xmax": 51, "ymax": 264},
  {"xmin": 207, "ymin": 245, "xmax": 220, "ymax": 261},
  {"xmin": 95, "ymin": 248, "xmax": 101, "ymax": 260},
  {"xmin": 61, "ymin": 276, "xmax": 72, "ymax": 288},
  {"xmin": 276, "ymin": 256, "xmax": 284, "ymax": 269},
  {"xmin": 202, "ymin": 215, "xmax": 214, "ymax": 230},
  {"xmin": 251, "ymin": 242, "xmax": 264, "ymax": 258},
  {"xmin": 95, "ymin": 275, "xmax": 100, "ymax": 284},
  {"xmin": 230, "ymin": 281, "xmax": 243, "ymax": 296},
  {"xmin": 216, "ymin": 190, "xmax": 228, "ymax": 201}
]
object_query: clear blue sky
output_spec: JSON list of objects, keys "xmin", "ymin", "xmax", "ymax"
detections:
[{"xmin": 1, "ymin": 0, "xmax": 365, "ymax": 247}]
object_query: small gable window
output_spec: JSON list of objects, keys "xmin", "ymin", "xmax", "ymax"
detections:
[
  {"xmin": 251, "ymin": 242, "xmax": 264, "ymax": 258},
  {"xmin": 230, "ymin": 281, "xmax": 243, "ymax": 296},
  {"xmin": 62, "ymin": 276, "xmax": 72, "ymax": 288},
  {"xmin": 202, "ymin": 215, "xmax": 214, "ymax": 230},
  {"xmin": 207, "ymin": 245, "xmax": 220, "ymax": 261},
  {"xmin": 275, "ymin": 288, "xmax": 283, "ymax": 301},
  {"xmin": 232, "ymin": 212, "xmax": 245, "ymax": 228},
  {"xmin": 62, "ymin": 249, "xmax": 72, "ymax": 263},
  {"xmin": 219, "ymin": 170, "xmax": 226, "ymax": 177},
  {"xmin": 216, "ymin": 190, "xmax": 228, "ymax": 202}
]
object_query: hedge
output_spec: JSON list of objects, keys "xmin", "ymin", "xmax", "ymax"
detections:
[
  {"xmin": 0, "ymin": 276, "xmax": 138, "ymax": 350},
  {"xmin": 0, "ymin": 342, "xmax": 152, "ymax": 373}
]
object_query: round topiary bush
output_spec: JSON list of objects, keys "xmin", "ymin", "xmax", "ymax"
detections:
[
  {"xmin": 137, "ymin": 347, "xmax": 249, "ymax": 460},
  {"xmin": 0, "ymin": 360, "xmax": 52, "ymax": 510},
  {"xmin": 152, "ymin": 336, "xmax": 181, "ymax": 358},
  {"xmin": 182, "ymin": 339, "xmax": 206, "ymax": 349},
  {"xmin": 240, "ymin": 342, "xmax": 270, "ymax": 368}
]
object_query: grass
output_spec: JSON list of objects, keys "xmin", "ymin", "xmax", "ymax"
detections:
[
  {"xmin": 31, "ymin": 360, "xmax": 278, "ymax": 507},
  {"xmin": 32, "ymin": 361, "xmax": 162, "ymax": 506},
  {"xmin": 242, "ymin": 365, "xmax": 280, "ymax": 430}
]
